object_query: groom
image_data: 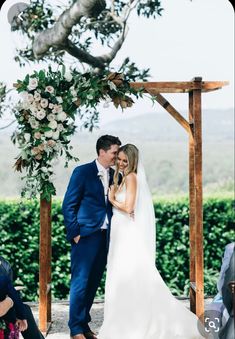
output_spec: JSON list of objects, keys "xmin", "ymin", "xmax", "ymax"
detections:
[{"xmin": 62, "ymin": 135, "xmax": 121, "ymax": 339}]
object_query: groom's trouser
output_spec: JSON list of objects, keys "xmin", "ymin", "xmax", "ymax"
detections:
[{"xmin": 69, "ymin": 229, "xmax": 108, "ymax": 336}]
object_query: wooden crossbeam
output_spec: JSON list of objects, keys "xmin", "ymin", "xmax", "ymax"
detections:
[{"xmin": 130, "ymin": 81, "xmax": 229, "ymax": 93}]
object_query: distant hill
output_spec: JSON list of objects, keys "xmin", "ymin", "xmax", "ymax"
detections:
[
  {"xmin": 0, "ymin": 108, "xmax": 234, "ymax": 198},
  {"xmin": 101, "ymin": 108, "xmax": 234, "ymax": 142}
]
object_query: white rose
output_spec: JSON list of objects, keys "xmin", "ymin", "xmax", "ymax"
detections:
[
  {"xmin": 20, "ymin": 91, "xmax": 29, "ymax": 99},
  {"xmin": 21, "ymin": 101, "xmax": 30, "ymax": 110},
  {"xmin": 49, "ymin": 103, "xmax": 54, "ymax": 109},
  {"xmin": 47, "ymin": 139, "xmax": 56, "ymax": 148},
  {"xmin": 56, "ymin": 96, "xmax": 63, "ymax": 104},
  {"xmin": 27, "ymin": 93, "xmax": 34, "ymax": 103},
  {"xmin": 24, "ymin": 133, "xmax": 31, "ymax": 142},
  {"xmin": 44, "ymin": 130, "xmax": 53, "ymax": 138},
  {"xmin": 27, "ymin": 78, "xmax": 38, "ymax": 91},
  {"xmin": 47, "ymin": 113, "xmax": 56, "ymax": 122},
  {"xmin": 29, "ymin": 106, "xmax": 38, "ymax": 116},
  {"xmin": 45, "ymin": 86, "xmax": 54, "ymax": 94},
  {"xmin": 29, "ymin": 118, "xmax": 39, "ymax": 129},
  {"xmin": 34, "ymin": 132, "xmax": 42, "ymax": 139},
  {"xmin": 52, "ymin": 104, "xmax": 61, "ymax": 114},
  {"xmin": 36, "ymin": 109, "xmax": 46, "ymax": 120},
  {"xmin": 57, "ymin": 112, "xmax": 67, "ymax": 122},
  {"xmin": 48, "ymin": 120, "xmax": 57, "ymax": 129},
  {"xmin": 34, "ymin": 92, "xmax": 41, "ymax": 101},
  {"xmin": 64, "ymin": 71, "xmax": 73, "ymax": 82},
  {"xmin": 57, "ymin": 123, "xmax": 64, "ymax": 132},
  {"xmin": 52, "ymin": 130, "xmax": 60, "ymax": 140},
  {"xmin": 40, "ymin": 98, "xmax": 49, "ymax": 108}
]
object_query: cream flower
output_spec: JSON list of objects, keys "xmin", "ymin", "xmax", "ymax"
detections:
[
  {"xmin": 27, "ymin": 93, "xmax": 34, "ymax": 103},
  {"xmin": 21, "ymin": 101, "xmax": 30, "ymax": 110},
  {"xmin": 44, "ymin": 130, "xmax": 53, "ymax": 138},
  {"xmin": 57, "ymin": 123, "xmax": 64, "ymax": 132},
  {"xmin": 38, "ymin": 143, "xmax": 45, "ymax": 151},
  {"xmin": 47, "ymin": 113, "xmax": 56, "ymax": 122},
  {"xmin": 36, "ymin": 109, "xmax": 46, "ymax": 120},
  {"xmin": 45, "ymin": 86, "xmax": 54, "ymax": 94},
  {"xmin": 48, "ymin": 120, "xmax": 57, "ymax": 129},
  {"xmin": 40, "ymin": 98, "xmax": 49, "ymax": 108},
  {"xmin": 57, "ymin": 111, "xmax": 67, "ymax": 122},
  {"xmin": 52, "ymin": 130, "xmax": 60, "ymax": 140},
  {"xmin": 64, "ymin": 71, "xmax": 73, "ymax": 82},
  {"xmin": 52, "ymin": 104, "xmax": 63, "ymax": 114},
  {"xmin": 34, "ymin": 92, "xmax": 41, "ymax": 101},
  {"xmin": 56, "ymin": 96, "xmax": 63, "ymax": 104},
  {"xmin": 29, "ymin": 117, "xmax": 39, "ymax": 129},
  {"xmin": 27, "ymin": 78, "xmax": 38, "ymax": 91},
  {"xmin": 47, "ymin": 139, "xmax": 56, "ymax": 147},
  {"xmin": 31, "ymin": 146, "xmax": 40, "ymax": 155},
  {"xmin": 34, "ymin": 132, "xmax": 42, "ymax": 139},
  {"xmin": 35, "ymin": 154, "xmax": 42, "ymax": 160}
]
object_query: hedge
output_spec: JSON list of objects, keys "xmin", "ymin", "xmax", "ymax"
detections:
[{"xmin": 0, "ymin": 196, "xmax": 234, "ymax": 301}]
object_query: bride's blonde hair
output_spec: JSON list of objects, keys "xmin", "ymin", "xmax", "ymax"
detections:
[{"xmin": 113, "ymin": 144, "xmax": 139, "ymax": 190}]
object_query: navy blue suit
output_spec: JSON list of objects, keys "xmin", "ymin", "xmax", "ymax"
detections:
[{"xmin": 62, "ymin": 160, "xmax": 114, "ymax": 336}]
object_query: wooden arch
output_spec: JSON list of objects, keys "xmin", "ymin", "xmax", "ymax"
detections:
[{"xmin": 39, "ymin": 77, "xmax": 228, "ymax": 334}]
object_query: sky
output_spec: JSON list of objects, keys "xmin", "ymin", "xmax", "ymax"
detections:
[{"xmin": 0, "ymin": 0, "xmax": 234, "ymax": 127}]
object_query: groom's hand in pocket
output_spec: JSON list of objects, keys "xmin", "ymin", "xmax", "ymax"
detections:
[{"xmin": 74, "ymin": 235, "xmax": 81, "ymax": 244}]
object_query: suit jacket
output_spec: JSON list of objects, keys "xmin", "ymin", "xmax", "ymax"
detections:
[
  {"xmin": 62, "ymin": 160, "xmax": 114, "ymax": 242},
  {"xmin": 217, "ymin": 242, "xmax": 235, "ymax": 294}
]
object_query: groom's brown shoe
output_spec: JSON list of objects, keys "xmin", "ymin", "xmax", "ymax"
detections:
[
  {"xmin": 84, "ymin": 331, "xmax": 98, "ymax": 339},
  {"xmin": 71, "ymin": 334, "xmax": 86, "ymax": 339}
]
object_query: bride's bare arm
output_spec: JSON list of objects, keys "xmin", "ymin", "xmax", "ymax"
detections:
[
  {"xmin": 0, "ymin": 297, "xmax": 14, "ymax": 317},
  {"xmin": 108, "ymin": 173, "xmax": 137, "ymax": 214}
]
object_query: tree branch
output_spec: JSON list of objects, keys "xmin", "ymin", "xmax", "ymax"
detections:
[
  {"xmin": 98, "ymin": 0, "xmax": 138, "ymax": 64},
  {"xmin": 33, "ymin": 0, "xmax": 106, "ymax": 59},
  {"xmin": 65, "ymin": 40, "xmax": 106, "ymax": 69}
]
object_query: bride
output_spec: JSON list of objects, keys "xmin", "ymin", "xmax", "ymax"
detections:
[{"xmin": 98, "ymin": 144, "xmax": 203, "ymax": 339}]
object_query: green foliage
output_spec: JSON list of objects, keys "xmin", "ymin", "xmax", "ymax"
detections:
[
  {"xmin": 154, "ymin": 196, "xmax": 234, "ymax": 296},
  {"xmin": 0, "ymin": 196, "xmax": 234, "ymax": 301}
]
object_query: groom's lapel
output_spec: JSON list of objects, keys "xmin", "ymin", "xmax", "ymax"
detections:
[{"xmin": 91, "ymin": 160, "xmax": 105, "ymax": 205}]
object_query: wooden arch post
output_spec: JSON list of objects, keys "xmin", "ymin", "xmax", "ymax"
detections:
[
  {"xmin": 39, "ymin": 196, "xmax": 52, "ymax": 334},
  {"xmin": 188, "ymin": 77, "xmax": 204, "ymax": 315}
]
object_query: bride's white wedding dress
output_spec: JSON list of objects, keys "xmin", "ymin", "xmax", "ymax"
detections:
[{"xmin": 98, "ymin": 162, "xmax": 204, "ymax": 339}]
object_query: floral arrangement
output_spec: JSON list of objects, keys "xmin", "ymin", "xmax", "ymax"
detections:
[
  {"xmin": 12, "ymin": 67, "xmax": 141, "ymax": 201},
  {"xmin": 0, "ymin": 320, "xmax": 19, "ymax": 339}
]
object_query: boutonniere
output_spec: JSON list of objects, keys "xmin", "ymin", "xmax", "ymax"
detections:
[{"xmin": 97, "ymin": 170, "xmax": 104, "ymax": 180}]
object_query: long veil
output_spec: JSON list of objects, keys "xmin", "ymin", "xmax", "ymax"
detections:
[{"xmin": 134, "ymin": 157, "xmax": 156, "ymax": 264}]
